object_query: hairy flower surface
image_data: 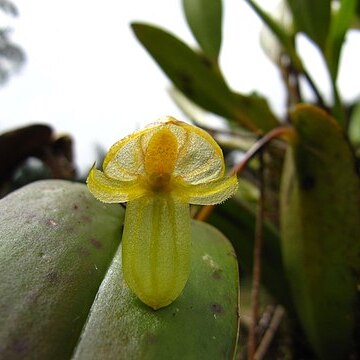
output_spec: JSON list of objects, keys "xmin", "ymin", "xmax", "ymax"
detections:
[{"xmin": 87, "ymin": 116, "xmax": 238, "ymax": 309}]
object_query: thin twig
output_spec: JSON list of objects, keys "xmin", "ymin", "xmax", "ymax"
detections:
[
  {"xmin": 280, "ymin": 54, "xmax": 301, "ymax": 109},
  {"xmin": 257, "ymin": 305, "xmax": 276, "ymax": 339},
  {"xmin": 330, "ymin": 77, "xmax": 346, "ymax": 127},
  {"xmin": 247, "ymin": 150, "xmax": 265, "ymax": 360},
  {"xmin": 303, "ymin": 71, "xmax": 326, "ymax": 109},
  {"xmin": 255, "ymin": 306, "xmax": 285, "ymax": 360},
  {"xmin": 195, "ymin": 126, "xmax": 293, "ymax": 221},
  {"xmin": 245, "ymin": 0, "xmax": 326, "ymax": 109}
]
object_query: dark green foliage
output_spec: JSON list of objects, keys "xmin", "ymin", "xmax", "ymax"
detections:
[
  {"xmin": 0, "ymin": 181, "xmax": 240, "ymax": 359},
  {"xmin": 280, "ymin": 105, "xmax": 360, "ymax": 359},
  {"xmin": 183, "ymin": 0, "xmax": 222, "ymax": 61}
]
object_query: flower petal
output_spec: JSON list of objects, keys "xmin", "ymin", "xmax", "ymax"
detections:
[
  {"xmin": 103, "ymin": 124, "xmax": 160, "ymax": 181},
  {"xmin": 122, "ymin": 194, "xmax": 191, "ymax": 309},
  {"xmin": 102, "ymin": 117, "xmax": 226, "ymax": 185},
  {"xmin": 173, "ymin": 175, "xmax": 238, "ymax": 205},
  {"xmin": 169, "ymin": 120, "xmax": 226, "ymax": 184},
  {"xmin": 86, "ymin": 165, "xmax": 147, "ymax": 203}
]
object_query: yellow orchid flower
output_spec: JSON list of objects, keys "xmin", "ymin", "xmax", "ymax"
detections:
[{"xmin": 87, "ymin": 116, "xmax": 238, "ymax": 309}]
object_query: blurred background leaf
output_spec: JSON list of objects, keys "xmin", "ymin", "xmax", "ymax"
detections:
[
  {"xmin": 286, "ymin": 0, "xmax": 331, "ymax": 50},
  {"xmin": 0, "ymin": 1, "xmax": 25, "ymax": 85},
  {"xmin": 182, "ymin": 0, "xmax": 222, "ymax": 62},
  {"xmin": 325, "ymin": 0, "xmax": 357, "ymax": 80},
  {"xmin": 280, "ymin": 104, "xmax": 360, "ymax": 359}
]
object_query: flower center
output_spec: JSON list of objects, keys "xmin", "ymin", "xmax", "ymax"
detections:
[{"xmin": 144, "ymin": 127, "xmax": 178, "ymax": 192}]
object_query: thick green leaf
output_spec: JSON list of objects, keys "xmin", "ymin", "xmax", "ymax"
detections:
[
  {"xmin": 0, "ymin": 180, "xmax": 239, "ymax": 359},
  {"xmin": 183, "ymin": 0, "xmax": 222, "ymax": 60},
  {"xmin": 0, "ymin": 180, "xmax": 124, "ymax": 359},
  {"xmin": 131, "ymin": 23, "xmax": 242, "ymax": 126},
  {"xmin": 132, "ymin": 22, "xmax": 278, "ymax": 133},
  {"xmin": 286, "ymin": 0, "xmax": 331, "ymax": 50},
  {"xmin": 280, "ymin": 104, "xmax": 360, "ymax": 359},
  {"xmin": 72, "ymin": 221, "xmax": 239, "ymax": 360},
  {"xmin": 233, "ymin": 92, "xmax": 279, "ymax": 133},
  {"xmin": 325, "ymin": 0, "xmax": 357, "ymax": 80}
]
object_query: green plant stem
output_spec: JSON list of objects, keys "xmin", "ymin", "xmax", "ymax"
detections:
[
  {"xmin": 303, "ymin": 72, "xmax": 326, "ymax": 109},
  {"xmin": 245, "ymin": 0, "xmax": 326, "ymax": 108},
  {"xmin": 330, "ymin": 77, "xmax": 346, "ymax": 128},
  {"xmin": 320, "ymin": 45, "xmax": 346, "ymax": 126},
  {"xmin": 322, "ymin": 48, "xmax": 345, "ymax": 126},
  {"xmin": 245, "ymin": 0, "xmax": 300, "ymax": 68},
  {"xmin": 280, "ymin": 55, "xmax": 302, "ymax": 108},
  {"xmin": 247, "ymin": 150, "xmax": 265, "ymax": 360}
]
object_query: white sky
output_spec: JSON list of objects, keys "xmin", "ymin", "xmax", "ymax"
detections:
[{"xmin": 0, "ymin": 0, "xmax": 359, "ymax": 174}]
